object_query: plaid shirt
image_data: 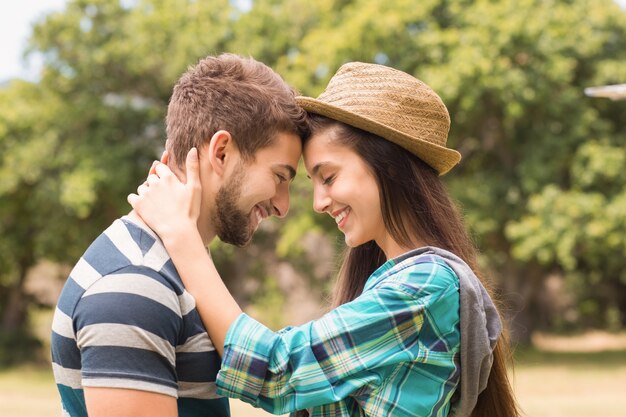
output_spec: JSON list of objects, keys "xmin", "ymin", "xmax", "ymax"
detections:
[{"xmin": 217, "ymin": 252, "xmax": 460, "ymax": 417}]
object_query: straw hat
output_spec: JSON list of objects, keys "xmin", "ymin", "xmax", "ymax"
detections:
[{"xmin": 296, "ymin": 62, "xmax": 461, "ymax": 175}]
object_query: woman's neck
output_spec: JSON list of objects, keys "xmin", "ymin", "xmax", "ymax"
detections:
[{"xmin": 376, "ymin": 235, "xmax": 426, "ymax": 260}]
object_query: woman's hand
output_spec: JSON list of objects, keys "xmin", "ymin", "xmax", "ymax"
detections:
[
  {"xmin": 131, "ymin": 148, "xmax": 241, "ymax": 354},
  {"xmin": 128, "ymin": 148, "xmax": 202, "ymax": 245}
]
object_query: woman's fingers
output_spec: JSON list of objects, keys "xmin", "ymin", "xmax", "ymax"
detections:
[
  {"xmin": 127, "ymin": 193, "xmax": 138, "ymax": 207},
  {"xmin": 160, "ymin": 149, "xmax": 169, "ymax": 165},
  {"xmin": 154, "ymin": 161, "xmax": 174, "ymax": 179},
  {"xmin": 146, "ymin": 174, "xmax": 160, "ymax": 187},
  {"xmin": 137, "ymin": 182, "xmax": 150, "ymax": 196},
  {"xmin": 128, "ymin": 148, "xmax": 201, "ymax": 225},
  {"xmin": 185, "ymin": 148, "xmax": 200, "ymax": 188},
  {"xmin": 148, "ymin": 160, "xmax": 159, "ymax": 176}
]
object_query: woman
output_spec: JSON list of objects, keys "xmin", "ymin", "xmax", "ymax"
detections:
[{"xmin": 130, "ymin": 62, "xmax": 519, "ymax": 417}]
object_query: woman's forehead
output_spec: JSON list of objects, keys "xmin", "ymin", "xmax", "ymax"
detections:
[
  {"xmin": 303, "ymin": 132, "xmax": 361, "ymax": 173},
  {"xmin": 303, "ymin": 131, "xmax": 342, "ymax": 158}
]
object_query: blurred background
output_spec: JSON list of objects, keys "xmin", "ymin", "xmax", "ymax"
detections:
[{"xmin": 1, "ymin": 0, "xmax": 625, "ymax": 416}]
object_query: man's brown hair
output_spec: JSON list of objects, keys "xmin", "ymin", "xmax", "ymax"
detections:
[{"xmin": 166, "ymin": 53, "xmax": 309, "ymax": 166}]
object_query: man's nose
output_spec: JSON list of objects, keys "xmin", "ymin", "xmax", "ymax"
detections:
[{"xmin": 271, "ymin": 186, "xmax": 290, "ymax": 218}]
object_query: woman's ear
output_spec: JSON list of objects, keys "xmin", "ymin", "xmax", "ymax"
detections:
[{"xmin": 206, "ymin": 130, "xmax": 235, "ymax": 177}]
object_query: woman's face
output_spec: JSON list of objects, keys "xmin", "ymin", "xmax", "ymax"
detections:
[{"xmin": 303, "ymin": 129, "xmax": 390, "ymax": 250}]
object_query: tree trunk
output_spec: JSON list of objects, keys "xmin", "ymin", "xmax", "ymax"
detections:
[
  {"xmin": 1, "ymin": 271, "xmax": 29, "ymax": 332},
  {"xmin": 1, "ymin": 250, "xmax": 34, "ymax": 333},
  {"xmin": 501, "ymin": 261, "xmax": 546, "ymax": 346}
]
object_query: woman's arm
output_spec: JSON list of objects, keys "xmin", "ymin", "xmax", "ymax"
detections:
[
  {"xmin": 163, "ymin": 225, "xmax": 241, "ymax": 356},
  {"xmin": 215, "ymin": 264, "xmax": 460, "ymax": 414},
  {"xmin": 128, "ymin": 148, "xmax": 241, "ymax": 355}
]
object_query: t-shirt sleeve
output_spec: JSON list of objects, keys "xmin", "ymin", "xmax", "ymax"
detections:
[
  {"xmin": 73, "ymin": 266, "xmax": 183, "ymax": 397},
  {"xmin": 216, "ymin": 260, "xmax": 460, "ymax": 414}
]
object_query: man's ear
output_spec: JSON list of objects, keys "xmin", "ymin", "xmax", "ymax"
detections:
[{"xmin": 206, "ymin": 130, "xmax": 236, "ymax": 177}]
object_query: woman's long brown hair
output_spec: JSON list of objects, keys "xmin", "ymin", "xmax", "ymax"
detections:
[{"xmin": 307, "ymin": 115, "xmax": 520, "ymax": 417}]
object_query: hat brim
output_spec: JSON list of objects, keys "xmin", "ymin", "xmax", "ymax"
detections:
[{"xmin": 297, "ymin": 96, "xmax": 461, "ymax": 175}]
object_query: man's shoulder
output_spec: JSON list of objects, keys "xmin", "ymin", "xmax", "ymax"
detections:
[
  {"xmin": 57, "ymin": 217, "xmax": 183, "ymax": 314},
  {"xmin": 84, "ymin": 217, "xmax": 168, "ymax": 270},
  {"xmin": 52, "ymin": 224, "xmax": 227, "ymax": 416},
  {"xmin": 73, "ymin": 217, "xmax": 178, "ymax": 278}
]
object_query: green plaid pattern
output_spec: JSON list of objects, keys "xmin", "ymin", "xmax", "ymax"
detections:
[{"xmin": 217, "ymin": 253, "xmax": 460, "ymax": 417}]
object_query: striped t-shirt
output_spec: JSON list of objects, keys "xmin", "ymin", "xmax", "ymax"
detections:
[{"xmin": 51, "ymin": 216, "xmax": 229, "ymax": 417}]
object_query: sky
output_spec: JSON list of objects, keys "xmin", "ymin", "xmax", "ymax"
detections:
[
  {"xmin": 1, "ymin": 0, "xmax": 626, "ymax": 82},
  {"xmin": 0, "ymin": 0, "xmax": 68, "ymax": 82}
]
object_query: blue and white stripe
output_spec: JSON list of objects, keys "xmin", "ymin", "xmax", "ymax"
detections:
[{"xmin": 51, "ymin": 216, "xmax": 229, "ymax": 417}]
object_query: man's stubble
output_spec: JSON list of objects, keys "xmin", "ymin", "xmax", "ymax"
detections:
[{"xmin": 212, "ymin": 167, "xmax": 253, "ymax": 247}]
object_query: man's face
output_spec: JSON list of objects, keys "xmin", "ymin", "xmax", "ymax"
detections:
[{"xmin": 212, "ymin": 132, "xmax": 302, "ymax": 247}]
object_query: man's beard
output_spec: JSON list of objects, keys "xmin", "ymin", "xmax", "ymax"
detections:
[{"xmin": 213, "ymin": 169, "xmax": 253, "ymax": 247}]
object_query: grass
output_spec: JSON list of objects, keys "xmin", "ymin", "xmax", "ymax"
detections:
[
  {"xmin": 0, "ymin": 365, "xmax": 276, "ymax": 417},
  {"xmin": 4, "ymin": 310, "xmax": 625, "ymax": 416},
  {"xmin": 2, "ymin": 347, "xmax": 625, "ymax": 417},
  {"xmin": 0, "ymin": 365, "xmax": 63, "ymax": 416},
  {"xmin": 513, "ymin": 348, "xmax": 626, "ymax": 417}
]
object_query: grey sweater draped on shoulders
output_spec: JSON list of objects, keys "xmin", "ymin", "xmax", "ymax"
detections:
[{"xmin": 409, "ymin": 246, "xmax": 502, "ymax": 417}]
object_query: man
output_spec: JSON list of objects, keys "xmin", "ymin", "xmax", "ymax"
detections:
[{"xmin": 51, "ymin": 53, "xmax": 309, "ymax": 417}]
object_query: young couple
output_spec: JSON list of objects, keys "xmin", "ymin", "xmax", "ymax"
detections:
[{"xmin": 51, "ymin": 53, "xmax": 518, "ymax": 417}]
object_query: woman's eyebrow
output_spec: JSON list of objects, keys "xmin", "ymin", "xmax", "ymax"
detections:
[{"xmin": 310, "ymin": 161, "xmax": 331, "ymax": 177}]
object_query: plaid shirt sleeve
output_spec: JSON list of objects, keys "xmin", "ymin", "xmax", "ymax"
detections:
[{"xmin": 216, "ymin": 259, "xmax": 459, "ymax": 415}]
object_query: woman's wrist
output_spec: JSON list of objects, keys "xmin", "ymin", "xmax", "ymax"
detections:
[
  {"xmin": 160, "ymin": 222, "xmax": 204, "ymax": 255},
  {"xmin": 158, "ymin": 223, "xmax": 242, "ymax": 355}
]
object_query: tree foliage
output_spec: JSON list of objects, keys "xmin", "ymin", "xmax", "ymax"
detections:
[
  {"xmin": 1, "ymin": 0, "xmax": 625, "ymax": 358},
  {"xmin": 266, "ymin": 0, "xmax": 626, "ymax": 338}
]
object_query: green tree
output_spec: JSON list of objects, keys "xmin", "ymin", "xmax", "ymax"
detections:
[
  {"xmin": 237, "ymin": 0, "xmax": 626, "ymax": 341},
  {"xmin": 0, "ymin": 0, "xmax": 237, "ymax": 362},
  {"xmin": 2, "ymin": 0, "xmax": 626, "ymax": 361}
]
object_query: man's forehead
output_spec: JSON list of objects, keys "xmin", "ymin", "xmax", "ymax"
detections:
[{"xmin": 253, "ymin": 134, "xmax": 301, "ymax": 172}]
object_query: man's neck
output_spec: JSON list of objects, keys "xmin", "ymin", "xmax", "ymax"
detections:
[
  {"xmin": 127, "ymin": 210, "xmax": 217, "ymax": 247},
  {"xmin": 125, "ymin": 210, "xmax": 158, "ymax": 236}
]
